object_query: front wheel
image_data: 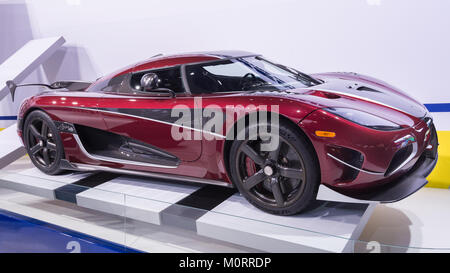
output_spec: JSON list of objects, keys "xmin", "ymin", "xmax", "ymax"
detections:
[
  {"xmin": 23, "ymin": 110, "xmax": 64, "ymax": 175},
  {"xmin": 229, "ymin": 121, "xmax": 320, "ymax": 215}
]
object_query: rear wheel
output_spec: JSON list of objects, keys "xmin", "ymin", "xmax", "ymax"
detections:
[
  {"xmin": 23, "ymin": 110, "xmax": 64, "ymax": 175},
  {"xmin": 229, "ymin": 121, "xmax": 320, "ymax": 215}
]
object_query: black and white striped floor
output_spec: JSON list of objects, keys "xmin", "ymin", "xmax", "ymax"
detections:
[
  {"xmin": 0, "ymin": 163, "xmax": 376, "ymax": 253},
  {"xmin": 0, "ymin": 125, "xmax": 377, "ymax": 252}
]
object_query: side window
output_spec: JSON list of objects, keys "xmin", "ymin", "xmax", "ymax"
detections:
[
  {"xmin": 130, "ymin": 67, "xmax": 184, "ymax": 93},
  {"xmin": 185, "ymin": 60, "xmax": 262, "ymax": 94},
  {"xmin": 88, "ymin": 73, "xmax": 130, "ymax": 93}
]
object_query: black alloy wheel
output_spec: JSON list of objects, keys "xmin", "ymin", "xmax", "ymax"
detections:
[
  {"xmin": 229, "ymin": 121, "xmax": 319, "ymax": 215},
  {"xmin": 23, "ymin": 110, "xmax": 64, "ymax": 175}
]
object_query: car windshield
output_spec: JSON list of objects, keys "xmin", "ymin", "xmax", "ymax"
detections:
[{"xmin": 185, "ymin": 56, "xmax": 321, "ymax": 94}]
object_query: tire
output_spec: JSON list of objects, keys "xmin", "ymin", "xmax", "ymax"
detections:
[
  {"xmin": 23, "ymin": 110, "xmax": 64, "ymax": 175},
  {"xmin": 228, "ymin": 120, "xmax": 320, "ymax": 215}
]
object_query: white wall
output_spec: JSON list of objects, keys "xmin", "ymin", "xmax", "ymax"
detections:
[{"xmin": 1, "ymin": 0, "xmax": 450, "ymax": 127}]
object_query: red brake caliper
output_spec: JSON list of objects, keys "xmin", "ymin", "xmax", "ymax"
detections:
[{"xmin": 245, "ymin": 156, "xmax": 257, "ymax": 177}]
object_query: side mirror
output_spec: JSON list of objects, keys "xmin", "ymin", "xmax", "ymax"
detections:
[{"xmin": 140, "ymin": 73, "xmax": 159, "ymax": 91}]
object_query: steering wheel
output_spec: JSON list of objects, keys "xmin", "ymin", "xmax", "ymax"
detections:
[{"xmin": 240, "ymin": 73, "xmax": 258, "ymax": 91}]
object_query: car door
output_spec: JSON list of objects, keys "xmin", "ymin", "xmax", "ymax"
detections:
[{"xmin": 99, "ymin": 66, "xmax": 202, "ymax": 163}]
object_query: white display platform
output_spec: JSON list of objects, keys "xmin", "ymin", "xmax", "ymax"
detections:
[
  {"xmin": 0, "ymin": 125, "xmax": 26, "ymax": 169},
  {"xmin": 0, "ymin": 167, "xmax": 89, "ymax": 199},
  {"xmin": 0, "ymin": 168, "xmax": 202, "ymax": 225},
  {"xmin": 0, "ymin": 121, "xmax": 377, "ymax": 253},
  {"xmin": 0, "ymin": 36, "xmax": 65, "ymax": 101},
  {"xmin": 197, "ymin": 195, "xmax": 376, "ymax": 253},
  {"xmin": 76, "ymin": 176, "xmax": 202, "ymax": 225},
  {"xmin": 0, "ymin": 155, "xmax": 376, "ymax": 252}
]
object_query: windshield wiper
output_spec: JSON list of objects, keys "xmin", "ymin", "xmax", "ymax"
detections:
[
  {"xmin": 257, "ymin": 56, "xmax": 322, "ymax": 87},
  {"xmin": 293, "ymin": 69, "xmax": 322, "ymax": 86},
  {"xmin": 279, "ymin": 65, "xmax": 322, "ymax": 86},
  {"xmin": 251, "ymin": 56, "xmax": 324, "ymax": 87},
  {"xmin": 245, "ymin": 82, "xmax": 295, "ymax": 92}
]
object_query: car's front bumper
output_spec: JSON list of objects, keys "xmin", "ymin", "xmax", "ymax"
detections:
[
  {"xmin": 323, "ymin": 119, "xmax": 438, "ymax": 203},
  {"xmin": 337, "ymin": 147, "xmax": 437, "ymax": 203},
  {"xmin": 301, "ymin": 107, "xmax": 438, "ymax": 202}
]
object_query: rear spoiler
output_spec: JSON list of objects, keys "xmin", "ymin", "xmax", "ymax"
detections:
[{"xmin": 5, "ymin": 80, "xmax": 92, "ymax": 102}]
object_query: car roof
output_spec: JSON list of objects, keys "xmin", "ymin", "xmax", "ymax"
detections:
[
  {"xmin": 92, "ymin": 50, "xmax": 260, "ymax": 88},
  {"xmin": 132, "ymin": 50, "xmax": 259, "ymax": 72}
]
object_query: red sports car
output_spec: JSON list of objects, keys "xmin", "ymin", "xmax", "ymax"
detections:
[{"xmin": 8, "ymin": 51, "xmax": 438, "ymax": 215}]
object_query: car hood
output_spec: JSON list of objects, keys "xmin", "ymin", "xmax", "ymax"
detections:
[
  {"xmin": 279, "ymin": 72, "xmax": 428, "ymax": 127},
  {"xmin": 312, "ymin": 72, "xmax": 427, "ymax": 116}
]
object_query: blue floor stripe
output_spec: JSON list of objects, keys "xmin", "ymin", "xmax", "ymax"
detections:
[
  {"xmin": 424, "ymin": 103, "xmax": 450, "ymax": 113},
  {"xmin": 0, "ymin": 116, "xmax": 17, "ymax": 120},
  {"xmin": 0, "ymin": 208, "xmax": 142, "ymax": 253}
]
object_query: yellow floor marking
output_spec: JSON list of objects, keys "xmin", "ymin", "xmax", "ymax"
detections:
[{"xmin": 427, "ymin": 131, "xmax": 450, "ymax": 188}]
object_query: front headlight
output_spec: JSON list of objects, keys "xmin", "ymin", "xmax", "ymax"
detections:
[{"xmin": 325, "ymin": 107, "xmax": 402, "ymax": 131}]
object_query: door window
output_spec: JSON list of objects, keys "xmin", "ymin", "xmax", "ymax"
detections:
[{"xmin": 130, "ymin": 67, "xmax": 185, "ymax": 93}]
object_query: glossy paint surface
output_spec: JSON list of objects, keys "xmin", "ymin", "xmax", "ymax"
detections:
[
  {"xmin": 99, "ymin": 95, "xmax": 202, "ymax": 162},
  {"xmin": 301, "ymin": 109, "xmax": 430, "ymax": 189},
  {"xmin": 17, "ymin": 51, "xmax": 434, "ymax": 192}
]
